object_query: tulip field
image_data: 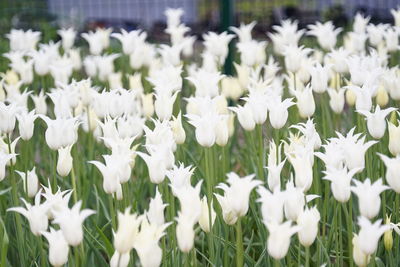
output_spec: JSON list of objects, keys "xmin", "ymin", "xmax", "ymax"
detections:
[{"xmin": 2, "ymin": 7, "xmax": 400, "ymax": 267}]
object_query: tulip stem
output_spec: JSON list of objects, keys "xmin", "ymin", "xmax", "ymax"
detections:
[
  {"xmin": 347, "ymin": 200, "xmax": 353, "ymax": 267},
  {"xmin": 395, "ymin": 194, "xmax": 399, "ymax": 263},
  {"xmin": 71, "ymin": 165, "xmax": 78, "ymax": 204},
  {"xmin": 255, "ymin": 124, "xmax": 264, "ymax": 181},
  {"xmin": 6, "ymin": 134, "xmax": 26, "ymax": 266},
  {"xmin": 204, "ymin": 147, "xmax": 215, "ymax": 262},
  {"xmin": 236, "ymin": 218, "xmax": 243, "ymax": 267},
  {"xmin": 108, "ymin": 195, "xmax": 116, "ymax": 230},
  {"xmin": 38, "ymin": 235, "xmax": 45, "ymax": 267},
  {"xmin": 305, "ymin": 246, "xmax": 310, "ymax": 267},
  {"xmin": 52, "ymin": 150, "xmax": 58, "ymax": 191},
  {"xmin": 339, "ymin": 204, "xmax": 343, "ymax": 266}
]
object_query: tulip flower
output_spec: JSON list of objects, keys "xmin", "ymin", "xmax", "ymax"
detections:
[
  {"xmin": 266, "ymin": 140, "xmax": 285, "ymax": 191},
  {"xmin": 41, "ymin": 228, "xmax": 69, "ymax": 267},
  {"xmin": 8, "ymin": 190, "xmax": 48, "ymax": 236},
  {"xmin": 176, "ymin": 212, "xmax": 196, "ymax": 253},
  {"xmin": 40, "ymin": 116, "xmax": 80, "ymax": 150},
  {"xmin": 113, "ymin": 208, "xmax": 143, "ymax": 255},
  {"xmin": 16, "ymin": 110, "xmax": 38, "ymax": 140},
  {"xmin": 229, "ymin": 21, "xmax": 256, "ymax": 43},
  {"xmin": 165, "ymin": 163, "xmax": 195, "ymax": 193},
  {"xmin": 328, "ymin": 87, "xmax": 346, "ymax": 114},
  {"xmin": 56, "ymin": 145, "xmax": 73, "ymax": 177},
  {"xmin": 323, "ymin": 164, "xmax": 360, "ymax": 203},
  {"xmin": 133, "ymin": 218, "xmax": 171, "ymax": 267},
  {"xmin": 297, "ymin": 206, "xmax": 320, "ymax": 247},
  {"xmin": 215, "ymin": 172, "xmax": 262, "ymax": 223},
  {"xmin": 89, "ymin": 155, "xmax": 125, "ymax": 194},
  {"xmin": 202, "ymin": 31, "xmax": 234, "ymax": 66},
  {"xmin": 307, "ymin": 21, "xmax": 341, "ymax": 50},
  {"xmin": 81, "ymin": 31, "xmax": 104, "ymax": 55},
  {"xmin": 283, "ymin": 45, "xmax": 312, "ymax": 74},
  {"xmin": 378, "ymin": 153, "xmax": 400, "ymax": 193},
  {"xmin": 229, "ymin": 104, "xmax": 255, "ymax": 131},
  {"xmin": 327, "ymin": 48, "xmax": 349, "ymax": 74},
  {"xmin": 186, "ymin": 112, "xmax": 219, "ymax": 147},
  {"xmin": 257, "ymin": 186, "xmax": 285, "ymax": 224},
  {"xmin": 265, "ymin": 221, "xmax": 300, "ymax": 260},
  {"xmin": 268, "ymin": 20, "xmax": 304, "ymax": 56},
  {"xmin": 147, "ymin": 187, "xmax": 167, "ymax": 226},
  {"xmin": 268, "ymin": 97, "xmax": 295, "ymax": 129},
  {"xmin": 357, "ymin": 106, "xmax": 397, "ymax": 139},
  {"xmin": 0, "ymin": 152, "xmax": 17, "ymax": 181},
  {"xmin": 336, "ymin": 127, "xmax": 377, "ymax": 171},
  {"xmin": 283, "ymin": 179, "xmax": 305, "ymax": 221},
  {"xmin": 388, "ymin": 119, "xmax": 400, "ymax": 156},
  {"xmin": 0, "ymin": 102, "xmax": 19, "ymax": 134},
  {"xmin": 57, "ymin": 28, "xmax": 76, "ymax": 51},
  {"xmin": 351, "ymin": 178, "xmax": 389, "ymax": 219},
  {"xmin": 357, "ymin": 216, "xmax": 390, "ymax": 255},
  {"xmin": 294, "ymin": 84, "xmax": 316, "ymax": 119},
  {"xmin": 52, "ymin": 200, "xmax": 95, "ymax": 246},
  {"xmin": 352, "ymin": 233, "xmax": 371, "ymax": 267},
  {"xmin": 172, "ymin": 180, "xmax": 203, "ymax": 223}
]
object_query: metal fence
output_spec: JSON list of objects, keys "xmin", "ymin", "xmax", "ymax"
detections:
[{"xmin": 0, "ymin": 0, "xmax": 398, "ymax": 36}]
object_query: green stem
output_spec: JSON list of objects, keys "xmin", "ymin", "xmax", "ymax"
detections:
[
  {"xmin": 339, "ymin": 204, "xmax": 343, "ymax": 266},
  {"xmin": 256, "ymin": 124, "xmax": 264, "ymax": 181},
  {"xmin": 305, "ymin": 246, "xmax": 310, "ymax": 267},
  {"xmin": 236, "ymin": 218, "xmax": 243, "ymax": 267},
  {"xmin": 38, "ymin": 235, "xmax": 45, "ymax": 267},
  {"xmin": 71, "ymin": 165, "xmax": 78, "ymax": 204},
  {"xmin": 347, "ymin": 200, "xmax": 354, "ymax": 267},
  {"xmin": 108, "ymin": 195, "xmax": 116, "ymax": 230},
  {"xmin": 7, "ymin": 134, "xmax": 26, "ymax": 266},
  {"xmin": 204, "ymin": 147, "xmax": 215, "ymax": 262}
]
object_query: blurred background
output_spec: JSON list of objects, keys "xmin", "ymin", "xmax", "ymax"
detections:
[{"xmin": 0, "ymin": 0, "xmax": 398, "ymax": 40}]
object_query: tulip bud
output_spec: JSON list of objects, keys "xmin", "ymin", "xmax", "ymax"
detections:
[
  {"xmin": 199, "ymin": 196, "xmax": 216, "ymax": 233},
  {"xmin": 221, "ymin": 76, "xmax": 242, "ymax": 101},
  {"xmin": 170, "ymin": 112, "xmax": 186, "ymax": 145},
  {"xmin": 57, "ymin": 145, "xmax": 73, "ymax": 177},
  {"xmin": 346, "ymin": 88, "xmax": 357, "ymax": 107},
  {"xmin": 115, "ymin": 184, "xmax": 123, "ymax": 200},
  {"xmin": 4, "ymin": 70, "xmax": 19, "ymax": 85},
  {"xmin": 234, "ymin": 63, "xmax": 250, "ymax": 90},
  {"xmin": 376, "ymin": 86, "xmax": 389, "ymax": 107},
  {"xmin": 384, "ymin": 215, "xmax": 393, "ymax": 251},
  {"xmin": 16, "ymin": 167, "xmax": 39, "ymax": 198},
  {"xmin": 215, "ymin": 116, "xmax": 229, "ymax": 146},
  {"xmin": 214, "ymin": 95, "xmax": 229, "ymax": 115},
  {"xmin": 141, "ymin": 93, "xmax": 154, "ymax": 118},
  {"xmin": 388, "ymin": 120, "xmax": 400, "ymax": 156},
  {"xmin": 128, "ymin": 73, "xmax": 144, "ymax": 94},
  {"xmin": 227, "ymin": 113, "xmax": 235, "ymax": 137},
  {"xmin": 294, "ymin": 85, "xmax": 315, "ymax": 119}
]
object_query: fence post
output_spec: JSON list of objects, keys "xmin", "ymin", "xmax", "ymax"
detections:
[{"xmin": 220, "ymin": 0, "xmax": 233, "ymax": 75}]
